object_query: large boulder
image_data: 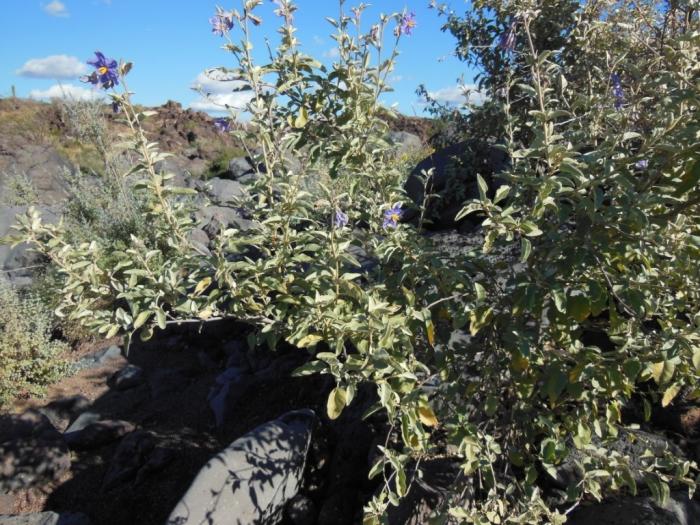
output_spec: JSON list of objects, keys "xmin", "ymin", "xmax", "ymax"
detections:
[
  {"xmin": 63, "ymin": 411, "xmax": 135, "ymax": 451},
  {"xmin": 0, "ymin": 145, "xmax": 73, "ymax": 205},
  {"xmin": 567, "ymin": 492, "xmax": 700, "ymax": 525},
  {"xmin": 194, "ymin": 205, "xmax": 257, "ymax": 236},
  {"xmin": 388, "ymin": 131, "xmax": 422, "ymax": 158},
  {"xmin": 0, "ymin": 410, "xmax": 71, "ymax": 492},
  {"xmin": 228, "ymin": 156, "xmax": 260, "ymax": 182},
  {"xmin": 0, "ymin": 206, "xmax": 58, "ymax": 287},
  {"xmin": 167, "ymin": 409, "xmax": 318, "ymax": 525},
  {"xmin": 404, "ymin": 139, "xmax": 509, "ymax": 230},
  {"xmin": 547, "ymin": 429, "xmax": 684, "ymax": 489},
  {"xmin": 101, "ymin": 430, "xmax": 174, "ymax": 491},
  {"xmin": 203, "ymin": 177, "xmax": 247, "ymax": 205},
  {"xmin": 154, "ymin": 155, "xmax": 207, "ymax": 179}
]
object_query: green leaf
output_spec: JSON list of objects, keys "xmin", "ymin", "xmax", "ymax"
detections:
[
  {"xmin": 494, "ymin": 185, "xmax": 510, "ymax": 204},
  {"xmin": 661, "ymin": 383, "xmax": 681, "ymax": 407},
  {"xmin": 294, "ymin": 107, "xmax": 308, "ymax": 128},
  {"xmin": 469, "ymin": 306, "xmax": 493, "ymax": 335},
  {"xmin": 193, "ymin": 277, "xmax": 212, "ymax": 296},
  {"xmin": 622, "ymin": 131, "xmax": 641, "ymax": 141},
  {"xmin": 540, "ymin": 438, "xmax": 557, "ymax": 463},
  {"xmin": 620, "ymin": 467, "xmax": 638, "ymax": 496},
  {"xmin": 692, "ymin": 348, "xmax": 700, "ymax": 374},
  {"xmin": 455, "ymin": 202, "xmax": 482, "ymax": 221},
  {"xmin": 552, "ymin": 287, "xmax": 567, "ymax": 313},
  {"xmin": 643, "ymin": 398, "xmax": 652, "ymax": 422},
  {"xmin": 395, "ymin": 465, "xmax": 408, "ymax": 497},
  {"xmin": 566, "ymin": 293, "xmax": 591, "ymax": 322},
  {"xmin": 155, "ymin": 309, "xmax": 166, "ymax": 330},
  {"xmin": 474, "ymin": 282, "xmax": 486, "ymax": 301},
  {"xmin": 476, "ymin": 174, "xmax": 488, "ymax": 201},
  {"xmin": 292, "ymin": 360, "xmax": 327, "ymax": 377},
  {"xmin": 297, "ymin": 334, "xmax": 324, "ymax": 348},
  {"xmin": 517, "ymin": 83, "xmax": 537, "ymax": 97},
  {"xmin": 573, "ymin": 420, "xmax": 591, "ymax": 448},
  {"xmin": 650, "ymin": 360, "xmax": 675, "ymax": 385},
  {"xmin": 544, "ymin": 367, "xmax": 568, "ymax": 406},
  {"xmin": 645, "ymin": 475, "xmax": 670, "ymax": 506},
  {"xmin": 326, "ymin": 387, "xmax": 347, "ymax": 420},
  {"xmin": 521, "ymin": 221, "xmax": 543, "ymax": 237},
  {"xmin": 133, "ymin": 310, "xmax": 151, "ymax": 330},
  {"xmin": 623, "ymin": 359, "xmax": 642, "ymax": 380},
  {"xmin": 676, "ymin": 158, "xmax": 700, "ymax": 195},
  {"xmin": 520, "ymin": 237, "xmax": 532, "ymax": 262},
  {"xmin": 368, "ymin": 458, "xmax": 385, "ymax": 480},
  {"xmin": 418, "ymin": 404, "xmax": 438, "ymax": 427}
]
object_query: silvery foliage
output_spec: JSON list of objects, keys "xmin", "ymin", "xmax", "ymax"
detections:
[{"xmin": 5, "ymin": 0, "xmax": 699, "ymax": 523}]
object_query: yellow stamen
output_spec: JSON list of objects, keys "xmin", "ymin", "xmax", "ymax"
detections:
[
  {"xmin": 98, "ymin": 66, "xmax": 108, "ymax": 75},
  {"xmin": 391, "ymin": 213, "xmax": 400, "ymax": 222}
]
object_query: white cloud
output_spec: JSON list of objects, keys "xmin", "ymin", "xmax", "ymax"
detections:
[
  {"xmin": 16, "ymin": 55, "xmax": 87, "ymax": 79},
  {"xmin": 312, "ymin": 35, "xmax": 324, "ymax": 45},
  {"xmin": 43, "ymin": 1, "xmax": 69, "ymax": 17},
  {"xmin": 29, "ymin": 83, "xmax": 104, "ymax": 101},
  {"xmin": 190, "ymin": 71, "xmax": 253, "ymax": 113},
  {"xmin": 323, "ymin": 47, "xmax": 340, "ymax": 59},
  {"xmin": 425, "ymin": 84, "xmax": 487, "ymax": 106},
  {"xmin": 190, "ymin": 93, "xmax": 254, "ymax": 113},
  {"xmin": 191, "ymin": 71, "xmax": 245, "ymax": 95}
]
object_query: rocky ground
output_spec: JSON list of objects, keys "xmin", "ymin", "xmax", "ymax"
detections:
[
  {"xmin": 0, "ymin": 320, "xmax": 389, "ymax": 525},
  {"xmin": 1, "ymin": 300, "xmax": 699, "ymax": 525}
]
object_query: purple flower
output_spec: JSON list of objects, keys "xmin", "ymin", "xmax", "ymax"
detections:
[
  {"xmin": 111, "ymin": 100, "xmax": 121, "ymax": 114},
  {"xmin": 395, "ymin": 12, "xmax": 416, "ymax": 36},
  {"xmin": 383, "ymin": 204, "xmax": 402, "ymax": 229},
  {"xmin": 635, "ymin": 159, "xmax": 649, "ymax": 170},
  {"xmin": 84, "ymin": 51, "xmax": 119, "ymax": 90},
  {"xmin": 611, "ymin": 73, "xmax": 624, "ymax": 110},
  {"xmin": 213, "ymin": 117, "xmax": 232, "ymax": 133},
  {"xmin": 334, "ymin": 209, "xmax": 349, "ymax": 228},
  {"xmin": 498, "ymin": 21, "xmax": 517, "ymax": 52},
  {"xmin": 210, "ymin": 7, "xmax": 234, "ymax": 36}
]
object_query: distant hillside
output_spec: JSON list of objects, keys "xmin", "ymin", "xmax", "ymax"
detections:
[{"xmin": 0, "ymin": 97, "xmax": 434, "ymax": 197}]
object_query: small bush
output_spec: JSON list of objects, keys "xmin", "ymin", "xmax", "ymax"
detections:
[
  {"xmin": 0, "ymin": 276, "xmax": 69, "ymax": 406},
  {"xmin": 204, "ymin": 146, "xmax": 247, "ymax": 179}
]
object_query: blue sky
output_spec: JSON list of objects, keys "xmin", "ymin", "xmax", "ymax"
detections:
[{"xmin": 0, "ymin": 0, "xmax": 480, "ymax": 116}]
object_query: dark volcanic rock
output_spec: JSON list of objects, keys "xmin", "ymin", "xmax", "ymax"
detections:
[
  {"xmin": 388, "ymin": 131, "xmax": 422, "ymax": 158},
  {"xmin": 64, "ymin": 411, "xmax": 135, "ymax": 450},
  {"xmin": 404, "ymin": 139, "xmax": 509, "ymax": 229},
  {"xmin": 0, "ymin": 410, "xmax": 71, "ymax": 492},
  {"xmin": 547, "ymin": 429, "xmax": 683, "ymax": 489},
  {"xmin": 111, "ymin": 364, "xmax": 145, "ymax": 391},
  {"xmin": 101, "ymin": 430, "xmax": 174, "ymax": 491},
  {"xmin": 74, "ymin": 345, "xmax": 123, "ymax": 372},
  {"xmin": 37, "ymin": 395, "xmax": 92, "ymax": 433},
  {"xmin": 284, "ymin": 495, "xmax": 317, "ymax": 525},
  {"xmin": 567, "ymin": 492, "xmax": 700, "ymax": 525},
  {"xmin": 167, "ymin": 410, "xmax": 318, "ymax": 525}
]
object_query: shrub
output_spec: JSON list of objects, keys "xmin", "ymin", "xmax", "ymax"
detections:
[
  {"xmin": 0, "ymin": 276, "xmax": 68, "ymax": 406},
  {"xmin": 6, "ymin": 1, "xmax": 698, "ymax": 523}
]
